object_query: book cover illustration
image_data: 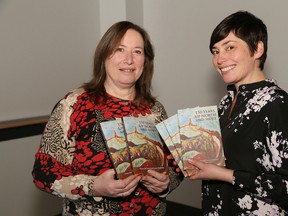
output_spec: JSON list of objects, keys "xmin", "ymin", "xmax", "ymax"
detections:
[
  {"xmin": 100, "ymin": 119, "xmax": 133, "ymax": 179},
  {"xmin": 178, "ymin": 106, "xmax": 225, "ymax": 172},
  {"xmin": 122, "ymin": 116, "xmax": 168, "ymax": 176},
  {"xmin": 162, "ymin": 114, "xmax": 184, "ymax": 168},
  {"xmin": 156, "ymin": 121, "xmax": 187, "ymax": 176}
]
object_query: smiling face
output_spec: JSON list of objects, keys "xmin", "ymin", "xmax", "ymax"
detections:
[
  {"xmin": 104, "ymin": 29, "xmax": 145, "ymax": 97},
  {"xmin": 211, "ymin": 32, "xmax": 265, "ymax": 89}
]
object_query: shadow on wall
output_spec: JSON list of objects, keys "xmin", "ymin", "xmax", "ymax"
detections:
[
  {"xmin": 209, "ymin": 67, "xmax": 227, "ymax": 104},
  {"xmin": 166, "ymin": 201, "xmax": 202, "ymax": 216}
]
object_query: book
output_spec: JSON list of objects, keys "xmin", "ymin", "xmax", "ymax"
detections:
[
  {"xmin": 122, "ymin": 116, "xmax": 168, "ymax": 176},
  {"xmin": 162, "ymin": 114, "xmax": 185, "ymax": 171},
  {"xmin": 177, "ymin": 105, "xmax": 225, "ymax": 173},
  {"xmin": 156, "ymin": 121, "xmax": 187, "ymax": 176},
  {"xmin": 100, "ymin": 119, "xmax": 133, "ymax": 179}
]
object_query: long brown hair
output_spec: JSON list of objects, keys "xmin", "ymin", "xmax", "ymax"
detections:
[{"xmin": 82, "ymin": 21, "xmax": 156, "ymax": 107}]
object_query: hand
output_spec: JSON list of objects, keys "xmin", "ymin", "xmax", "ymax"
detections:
[
  {"xmin": 93, "ymin": 169, "xmax": 141, "ymax": 198},
  {"xmin": 187, "ymin": 158, "xmax": 233, "ymax": 183},
  {"xmin": 140, "ymin": 170, "xmax": 170, "ymax": 194},
  {"xmin": 167, "ymin": 154, "xmax": 181, "ymax": 173}
]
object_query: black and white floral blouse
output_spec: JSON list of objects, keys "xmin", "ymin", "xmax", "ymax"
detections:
[{"xmin": 202, "ymin": 79, "xmax": 288, "ymax": 215}]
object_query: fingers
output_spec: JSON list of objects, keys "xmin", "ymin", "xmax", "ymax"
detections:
[
  {"xmin": 123, "ymin": 175, "xmax": 141, "ymax": 190},
  {"xmin": 175, "ymin": 167, "xmax": 182, "ymax": 173},
  {"xmin": 116, "ymin": 175, "xmax": 141, "ymax": 198},
  {"xmin": 92, "ymin": 169, "xmax": 116, "ymax": 196},
  {"xmin": 95, "ymin": 169, "xmax": 171, "ymax": 198},
  {"xmin": 93, "ymin": 169, "xmax": 142, "ymax": 198},
  {"xmin": 141, "ymin": 170, "xmax": 170, "ymax": 193},
  {"xmin": 119, "ymin": 179, "xmax": 139, "ymax": 198},
  {"xmin": 100, "ymin": 169, "xmax": 118, "ymax": 182},
  {"xmin": 146, "ymin": 169, "xmax": 167, "ymax": 180},
  {"xmin": 110, "ymin": 174, "xmax": 139, "ymax": 191},
  {"xmin": 188, "ymin": 158, "xmax": 201, "ymax": 168},
  {"xmin": 186, "ymin": 159, "xmax": 226, "ymax": 181},
  {"xmin": 186, "ymin": 159, "xmax": 206, "ymax": 180},
  {"xmin": 186, "ymin": 169, "xmax": 199, "ymax": 180},
  {"xmin": 167, "ymin": 154, "xmax": 174, "ymax": 160},
  {"xmin": 172, "ymin": 160, "xmax": 179, "ymax": 167}
]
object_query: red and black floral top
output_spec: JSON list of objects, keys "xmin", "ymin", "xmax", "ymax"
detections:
[{"xmin": 32, "ymin": 88, "xmax": 182, "ymax": 216}]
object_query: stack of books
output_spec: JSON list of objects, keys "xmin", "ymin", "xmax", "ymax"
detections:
[
  {"xmin": 101, "ymin": 105, "xmax": 225, "ymax": 179},
  {"xmin": 100, "ymin": 116, "xmax": 168, "ymax": 179},
  {"xmin": 156, "ymin": 105, "xmax": 225, "ymax": 177}
]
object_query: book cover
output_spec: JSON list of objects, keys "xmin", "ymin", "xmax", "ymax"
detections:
[
  {"xmin": 122, "ymin": 116, "xmax": 168, "ymax": 176},
  {"xmin": 178, "ymin": 106, "xmax": 225, "ymax": 173},
  {"xmin": 100, "ymin": 119, "xmax": 133, "ymax": 179},
  {"xmin": 162, "ymin": 114, "xmax": 184, "ymax": 168},
  {"xmin": 156, "ymin": 121, "xmax": 187, "ymax": 176}
]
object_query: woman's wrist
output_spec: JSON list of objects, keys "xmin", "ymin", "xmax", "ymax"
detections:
[
  {"xmin": 157, "ymin": 185, "xmax": 170, "ymax": 198},
  {"xmin": 222, "ymin": 168, "xmax": 234, "ymax": 183}
]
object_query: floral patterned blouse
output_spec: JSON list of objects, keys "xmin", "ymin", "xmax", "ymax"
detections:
[
  {"xmin": 202, "ymin": 80, "xmax": 288, "ymax": 215},
  {"xmin": 32, "ymin": 88, "xmax": 182, "ymax": 216}
]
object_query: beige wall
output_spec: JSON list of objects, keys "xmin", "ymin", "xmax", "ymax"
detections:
[
  {"xmin": 0, "ymin": 136, "xmax": 62, "ymax": 215},
  {"xmin": 1, "ymin": 0, "xmax": 288, "ymax": 215}
]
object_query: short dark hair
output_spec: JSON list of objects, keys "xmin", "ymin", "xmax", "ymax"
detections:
[
  {"xmin": 209, "ymin": 11, "xmax": 268, "ymax": 70},
  {"xmin": 83, "ymin": 21, "xmax": 156, "ymax": 106}
]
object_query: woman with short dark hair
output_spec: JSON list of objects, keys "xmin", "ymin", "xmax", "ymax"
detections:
[{"xmin": 188, "ymin": 11, "xmax": 288, "ymax": 215}]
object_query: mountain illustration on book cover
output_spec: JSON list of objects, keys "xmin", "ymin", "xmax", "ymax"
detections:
[
  {"xmin": 156, "ymin": 121, "xmax": 187, "ymax": 176},
  {"xmin": 100, "ymin": 119, "xmax": 133, "ymax": 179},
  {"xmin": 122, "ymin": 116, "xmax": 168, "ymax": 176},
  {"xmin": 177, "ymin": 106, "xmax": 225, "ymax": 172}
]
